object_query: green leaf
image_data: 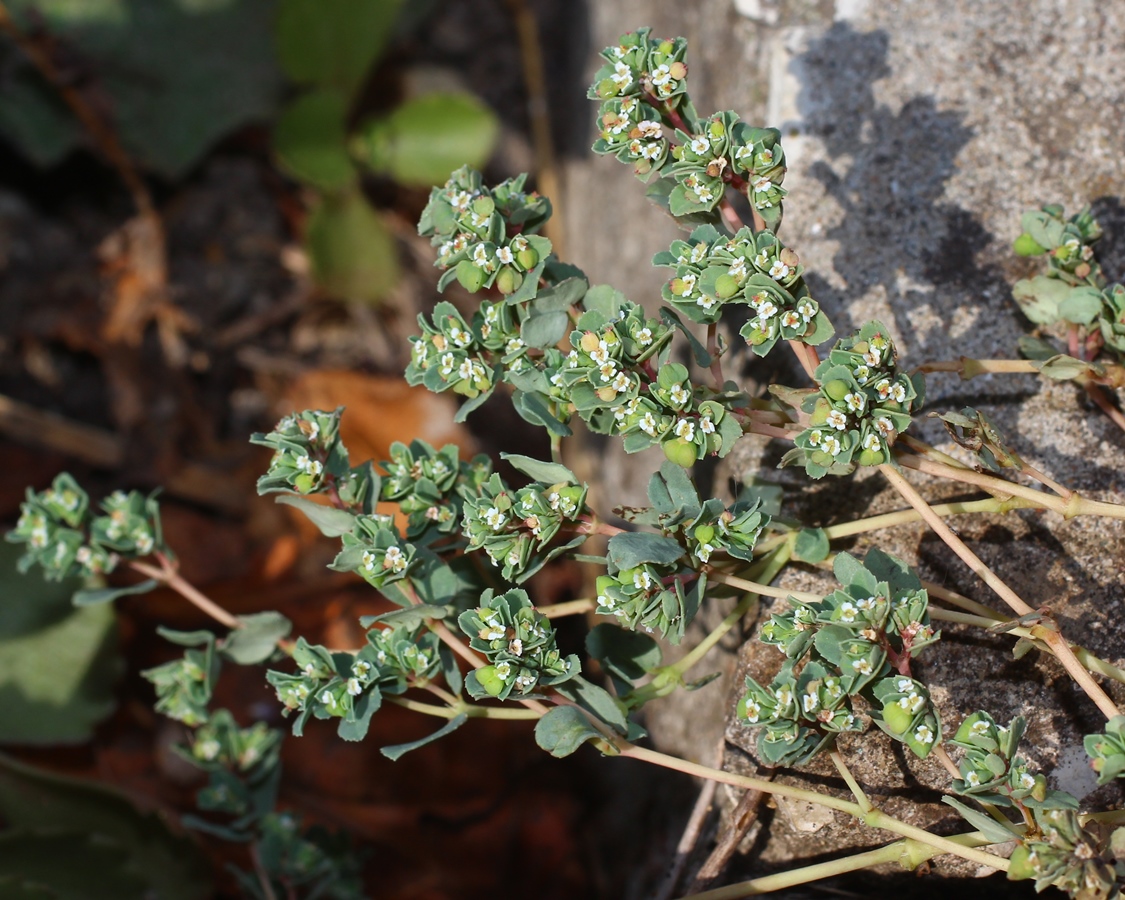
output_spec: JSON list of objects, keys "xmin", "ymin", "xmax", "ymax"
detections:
[
  {"xmin": 274, "ymin": 494, "xmax": 357, "ymax": 537},
  {"xmin": 586, "ymin": 624, "xmax": 662, "ymax": 683},
  {"xmin": 607, "ymin": 532, "xmax": 685, "ymax": 570},
  {"xmin": 553, "ymin": 675, "xmax": 627, "ymax": 731},
  {"xmin": 499, "ymin": 453, "xmax": 578, "ymax": 486},
  {"xmin": 582, "ymin": 284, "xmax": 629, "ymax": 319},
  {"xmin": 337, "ymin": 686, "xmax": 381, "ymax": 742},
  {"xmin": 520, "ymin": 310, "xmax": 570, "ymax": 348},
  {"xmin": 1035, "ymin": 354, "xmax": 1101, "ymax": 382},
  {"xmin": 0, "ymin": 545, "xmax": 120, "ymax": 744},
  {"xmin": 72, "ymin": 580, "xmax": 157, "ymax": 607},
  {"xmin": 276, "ymin": 0, "xmax": 402, "ymax": 95},
  {"xmin": 356, "ymin": 92, "xmax": 499, "ymax": 187},
  {"xmin": 381, "ymin": 713, "xmax": 467, "ymax": 760},
  {"xmin": 534, "ymin": 706, "xmax": 603, "ymax": 758},
  {"xmin": 941, "ymin": 797, "xmax": 1021, "ymax": 843},
  {"xmin": 805, "ymin": 309, "xmax": 835, "ymax": 346},
  {"xmin": 511, "ymin": 391, "xmax": 572, "ymax": 437},
  {"xmin": 358, "ymin": 604, "xmax": 449, "ymax": 629},
  {"xmin": 3, "ymin": 0, "xmax": 284, "ymax": 178},
  {"xmin": 220, "ymin": 612, "xmax": 292, "ymax": 665},
  {"xmin": 659, "ymin": 306, "xmax": 712, "ymax": 366},
  {"xmin": 306, "ymin": 189, "xmax": 399, "ymax": 304},
  {"xmin": 1011, "ymin": 276, "xmax": 1070, "ymax": 325},
  {"xmin": 792, "ymin": 527, "xmax": 829, "ymax": 563},
  {"xmin": 647, "ymin": 461, "xmax": 700, "ymax": 518},
  {"xmin": 1017, "ymin": 336, "xmax": 1060, "ymax": 361},
  {"xmin": 274, "ymin": 89, "xmax": 356, "ymax": 191},
  {"xmin": 1057, "ymin": 286, "xmax": 1104, "ymax": 325},
  {"xmin": 0, "ymin": 754, "xmax": 211, "ymax": 899},
  {"xmin": 532, "ymin": 277, "xmax": 588, "ymax": 312}
]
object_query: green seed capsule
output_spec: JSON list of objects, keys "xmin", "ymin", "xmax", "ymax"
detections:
[
  {"xmin": 475, "ymin": 665, "xmax": 506, "ymax": 697},
  {"xmin": 1006, "ymin": 845, "xmax": 1038, "ymax": 881},
  {"xmin": 471, "ymin": 196, "xmax": 495, "ymax": 218},
  {"xmin": 823, "ymin": 379, "xmax": 850, "ymax": 401},
  {"xmin": 694, "ymin": 524, "xmax": 716, "ymax": 545},
  {"xmin": 596, "ymin": 78, "xmax": 619, "ymax": 99},
  {"xmin": 857, "ymin": 448, "xmax": 885, "ymax": 467},
  {"xmin": 1013, "ymin": 232, "xmax": 1046, "ymax": 256},
  {"xmin": 809, "ymin": 398, "xmax": 832, "ymax": 426},
  {"xmin": 663, "ymin": 437, "xmax": 699, "ymax": 468},
  {"xmin": 881, "ymin": 700, "xmax": 913, "ymax": 735},
  {"xmin": 495, "ymin": 266, "xmax": 522, "ymax": 295},
  {"xmin": 715, "ymin": 274, "xmax": 740, "ymax": 299},
  {"xmin": 516, "ymin": 247, "xmax": 539, "ymax": 270},
  {"xmin": 456, "ymin": 260, "xmax": 486, "ymax": 293}
]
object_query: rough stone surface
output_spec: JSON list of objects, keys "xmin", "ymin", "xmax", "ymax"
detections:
[{"xmin": 562, "ymin": 0, "xmax": 1125, "ymax": 888}]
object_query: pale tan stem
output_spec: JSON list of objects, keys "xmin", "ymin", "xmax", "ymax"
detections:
[
  {"xmin": 128, "ymin": 559, "xmax": 241, "ymax": 630},
  {"xmin": 880, "ymin": 465, "xmax": 1119, "ymax": 720},
  {"xmin": 932, "ymin": 745, "xmax": 962, "ymax": 781},
  {"xmin": 537, "ymin": 598, "xmax": 595, "ymax": 618},
  {"xmin": 706, "ymin": 570, "xmax": 819, "ymax": 603},
  {"xmin": 830, "ymin": 749, "xmax": 872, "ymax": 812}
]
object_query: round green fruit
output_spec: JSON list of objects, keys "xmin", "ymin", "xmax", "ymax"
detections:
[
  {"xmin": 714, "ymin": 274, "xmax": 740, "ymax": 299},
  {"xmin": 881, "ymin": 699, "xmax": 913, "ymax": 735},
  {"xmin": 823, "ymin": 379, "xmax": 850, "ymax": 401},
  {"xmin": 1013, "ymin": 232, "xmax": 1046, "ymax": 256},
  {"xmin": 456, "ymin": 259, "xmax": 486, "ymax": 293},
  {"xmin": 495, "ymin": 266, "xmax": 523, "ymax": 295},
  {"xmin": 663, "ymin": 437, "xmax": 699, "ymax": 468}
]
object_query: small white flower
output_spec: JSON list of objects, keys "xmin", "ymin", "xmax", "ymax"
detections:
[
  {"xmin": 650, "ymin": 63, "xmax": 672, "ymax": 86},
  {"xmin": 822, "ymin": 435, "xmax": 842, "ymax": 456},
  {"xmin": 769, "ymin": 260, "xmax": 790, "ymax": 280},
  {"xmin": 495, "ymin": 661, "xmax": 513, "ymax": 681},
  {"xmin": 515, "ymin": 672, "xmax": 536, "ymax": 690},
  {"xmin": 752, "ymin": 176, "xmax": 772, "ymax": 193},
  {"xmin": 496, "ymin": 246, "xmax": 515, "ymax": 266},
  {"xmin": 673, "ymin": 418, "xmax": 695, "ymax": 441},
  {"xmin": 346, "ymin": 678, "xmax": 362, "ymax": 696},
  {"xmin": 697, "ymin": 543, "xmax": 714, "ymax": 562},
  {"xmin": 509, "ymin": 638, "xmax": 524, "ymax": 657},
  {"xmin": 808, "ymin": 429, "xmax": 823, "ymax": 446},
  {"xmin": 1019, "ymin": 772, "xmax": 1036, "ymax": 790},
  {"xmin": 728, "ymin": 257, "xmax": 747, "ymax": 279},
  {"xmin": 320, "ymin": 690, "xmax": 336, "ymax": 708},
  {"xmin": 457, "ymin": 359, "xmax": 475, "ymax": 381},
  {"xmin": 914, "ymin": 724, "xmax": 935, "ymax": 745},
  {"xmin": 966, "ymin": 771, "xmax": 981, "ymax": 787},
  {"xmin": 699, "ymin": 416, "xmax": 715, "ymax": 435},
  {"xmin": 599, "ymin": 362, "xmax": 618, "ymax": 383},
  {"xmin": 383, "ymin": 546, "xmax": 407, "ymax": 573},
  {"xmin": 969, "ymin": 719, "xmax": 991, "ymax": 737},
  {"xmin": 781, "ymin": 311, "xmax": 802, "ymax": 329},
  {"xmin": 690, "ymin": 244, "xmax": 708, "ymax": 264},
  {"xmin": 863, "ymin": 348, "xmax": 882, "ymax": 366},
  {"xmin": 838, "ymin": 602, "xmax": 858, "ymax": 623},
  {"xmin": 635, "ymin": 326, "xmax": 653, "ymax": 345},
  {"xmin": 451, "ymin": 191, "xmax": 472, "ymax": 213},
  {"xmin": 802, "ymin": 690, "xmax": 819, "ymax": 713},
  {"xmin": 638, "ymin": 412, "xmax": 659, "ymax": 436},
  {"xmin": 851, "ymin": 658, "xmax": 873, "ymax": 675},
  {"xmin": 690, "ymin": 136, "xmax": 709, "ymax": 154},
  {"xmin": 611, "ymin": 61, "xmax": 632, "ymax": 88},
  {"xmin": 669, "ymin": 383, "xmax": 690, "ymax": 407},
  {"xmin": 692, "ymin": 182, "xmax": 714, "ymax": 203},
  {"xmin": 826, "ymin": 409, "xmax": 848, "ymax": 431},
  {"xmin": 758, "ymin": 299, "xmax": 778, "ymax": 319},
  {"xmin": 633, "ymin": 569, "xmax": 654, "ymax": 591},
  {"xmin": 844, "ymin": 392, "xmax": 866, "ymax": 414},
  {"xmin": 612, "ymin": 371, "xmax": 632, "ymax": 392},
  {"xmin": 890, "ymin": 382, "xmax": 907, "ymax": 403},
  {"xmin": 637, "ymin": 120, "xmax": 662, "ymax": 139},
  {"xmin": 875, "ymin": 417, "xmax": 896, "ymax": 439},
  {"xmin": 439, "ymin": 352, "xmax": 456, "ymax": 377},
  {"xmin": 862, "ymin": 433, "xmax": 882, "ymax": 452},
  {"xmin": 353, "ymin": 661, "xmax": 371, "ymax": 679},
  {"xmin": 895, "ymin": 677, "xmax": 914, "ymax": 693},
  {"xmin": 798, "ymin": 301, "xmax": 816, "ymax": 321},
  {"xmin": 484, "ymin": 507, "xmax": 507, "ymax": 530},
  {"xmin": 361, "ymin": 550, "xmax": 376, "ymax": 572}
]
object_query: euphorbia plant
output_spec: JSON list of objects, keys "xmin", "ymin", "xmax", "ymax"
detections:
[{"xmin": 8, "ymin": 26, "xmax": 1125, "ymax": 900}]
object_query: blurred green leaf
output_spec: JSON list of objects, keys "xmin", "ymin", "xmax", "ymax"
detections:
[
  {"xmin": 306, "ymin": 188, "xmax": 399, "ymax": 304},
  {"xmin": 793, "ymin": 527, "xmax": 830, "ymax": 563},
  {"xmin": 276, "ymin": 0, "xmax": 402, "ymax": 96},
  {"xmin": 0, "ymin": 544, "xmax": 121, "ymax": 744},
  {"xmin": 274, "ymin": 89, "xmax": 356, "ymax": 191},
  {"xmin": 0, "ymin": 830, "xmax": 144, "ymax": 899},
  {"xmin": 2, "ymin": 0, "xmax": 284, "ymax": 178},
  {"xmin": 0, "ymin": 754, "xmax": 211, "ymax": 899},
  {"xmin": 355, "ymin": 92, "xmax": 498, "ymax": 187}
]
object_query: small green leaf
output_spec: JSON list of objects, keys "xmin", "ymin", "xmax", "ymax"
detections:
[
  {"xmin": 1057, "ymin": 286, "xmax": 1104, "ymax": 325},
  {"xmin": 1017, "ymin": 336, "xmax": 1059, "ymax": 361},
  {"xmin": 532, "ymin": 277, "xmax": 589, "ymax": 312},
  {"xmin": 534, "ymin": 706, "xmax": 603, "ymax": 758},
  {"xmin": 306, "ymin": 189, "xmax": 399, "ymax": 304},
  {"xmin": 277, "ymin": 0, "xmax": 402, "ymax": 95},
  {"xmin": 607, "ymin": 532, "xmax": 685, "ymax": 570},
  {"xmin": 274, "ymin": 89, "xmax": 356, "ymax": 192},
  {"xmin": 358, "ymin": 604, "xmax": 449, "ymax": 629},
  {"xmin": 792, "ymin": 527, "xmax": 829, "ymax": 563},
  {"xmin": 520, "ymin": 310, "xmax": 570, "ymax": 348},
  {"xmin": 274, "ymin": 495, "xmax": 357, "ymax": 537},
  {"xmin": 942, "ymin": 797, "xmax": 1022, "ymax": 843},
  {"xmin": 499, "ymin": 454, "xmax": 578, "ymax": 486},
  {"xmin": 1011, "ymin": 276, "xmax": 1070, "ymax": 325},
  {"xmin": 586, "ymin": 624, "xmax": 662, "ymax": 683},
  {"xmin": 72, "ymin": 580, "xmax": 158, "ymax": 607},
  {"xmin": 553, "ymin": 675, "xmax": 627, "ymax": 730},
  {"xmin": 355, "ymin": 92, "xmax": 499, "ymax": 187},
  {"xmin": 381, "ymin": 713, "xmax": 467, "ymax": 760},
  {"xmin": 337, "ymin": 687, "xmax": 382, "ymax": 742},
  {"xmin": 1035, "ymin": 354, "xmax": 1102, "ymax": 382},
  {"xmin": 220, "ymin": 612, "xmax": 292, "ymax": 665},
  {"xmin": 582, "ymin": 284, "xmax": 629, "ymax": 319},
  {"xmin": 511, "ymin": 391, "xmax": 572, "ymax": 437}
]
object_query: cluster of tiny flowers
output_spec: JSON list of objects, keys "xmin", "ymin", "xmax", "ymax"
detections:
[
  {"xmin": 7, "ymin": 474, "xmax": 163, "ymax": 581},
  {"xmin": 378, "ymin": 438, "xmax": 491, "ymax": 539},
  {"xmin": 790, "ymin": 321, "xmax": 924, "ymax": 478},
  {"xmin": 947, "ymin": 711, "xmax": 1054, "ymax": 803},
  {"xmin": 1014, "ymin": 206, "xmax": 1125, "ymax": 361},
  {"xmin": 330, "ymin": 515, "xmax": 416, "ymax": 590},
  {"xmin": 178, "ymin": 709, "xmax": 283, "ymax": 819},
  {"xmin": 1085, "ymin": 715, "xmax": 1125, "ymax": 787},
  {"xmin": 417, "ymin": 165, "xmax": 552, "ymax": 298},
  {"xmin": 142, "ymin": 640, "xmax": 217, "ymax": 727},
  {"xmin": 1007, "ymin": 808, "xmax": 1124, "ymax": 899},
  {"xmin": 872, "ymin": 675, "xmax": 941, "ymax": 759},
  {"xmin": 588, "ymin": 28, "xmax": 690, "ymax": 106},
  {"xmin": 237, "ymin": 813, "xmax": 365, "ymax": 900},
  {"xmin": 267, "ymin": 632, "xmax": 438, "ymax": 739},
  {"xmin": 457, "ymin": 589, "xmax": 576, "ymax": 700},
  {"xmin": 653, "ymin": 224, "xmax": 818, "ymax": 342},
  {"xmin": 744, "ymin": 550, "xmax": 941, "ymax": 764},
  {"xmin": 592, "ymin": 96, "xmax": 670, "ymax": 177},
  {"xmin": 553, "ymin": 300, "xmax": 672, "ymax": 406},
  {"xmin": 594, "ymin": 564, "xmax": 701, "ymax": 644},
  {"xmin": 681, "ymin": 497, "xmax": 768, "ymax": 564},
  {"xmin": 738, "ymin": 660, "xmax": 860, "ymax": 767},
  {"xmin": 251, "ymin": 408, "xmax": 349, "ymax": 496},
  {"xmin": 666, "ymin": 110, "xmax": 787, "ymax": 221},
  {"xmin": 608, "ymin": 361, "xmax": 742, "ymax": 468},
  {"xmin": 460, "ymin": 473, "xmax": 587, "ymax": 582}
]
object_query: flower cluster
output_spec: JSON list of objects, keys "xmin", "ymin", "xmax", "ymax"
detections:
[
  {"xmin": 653, "ymin": 223, "xmax": 821, "ymax": 344},
  {"xmin": 666, "ymin": 111, "xmax": 787, "ymax": 222},
  {"xmin": 787, "ymin": 322, "xmax": 924, "ymax": 478},
  {"xmin": 1084, "ymin": 715, "xmax": 1125, "ymax": 786},
  {"xmin": 1007, "ymin": 808, "xmax": 1124, "ymax": 900},
  {"xmin": 417, "ymin": 166, "xmax": 552, "ymax": 299},
  {"xmin": 457, "ymin": 589, "xmax": 578, "ymax": 700},
  {"xmin": 267, "ymin": 631, "xmax": 439, "ymax": 740},
  {"xmin": 742, "ymin": 550, "xmax": 941, "ymax": 765},
  {"xmin": 379, "ymin": 438, "xmax": 491, "ymax": 539},
  {"xmin": 681, "ymin": 497, "xmax": 767, "ymax": 565},
  {"xmin": 178, "ymin": 708, "xmax": 283, "ymax": 822},
  {"xmin": 460, "ymin": 472, "xmax": 588, "ymax": 581},
  {"xmin": 588, "ymin": 28, "xmax": 690, "ymax": 107},
  {"xmin": 330, "ymin": 515, "xmax": 415, "ymax": 591},
  {"xmin": 592, "ymin": 96, "xmax": 671, "ymax": 178},
  {"xmin": 230, "ymin": 813, "xmax": 364, "ymax": 900},
  {"xmin": 595, "ymin": 563, "xmax": 703, "ymax": 645},
  {"xmin": 142, "ymin": 636, "xmax": 219, "ymax": 727},
  {"xmin": 1012, "ymin": 205, "xmax": 1125, "ymax": 360},
  {"xmin": 251, "ymin": 408, "xmax": 350, "ymax": 496},
  {"xmin": 406, "ymin": 300, "xmax": 506, "ymax": 399},
  {"xmin": 7, "ymin": 474, "xmax": 164, "ymax": 581},
  {"xmin": 946, "ymin": 711, "xmax": 1060, "ymax": 805}
]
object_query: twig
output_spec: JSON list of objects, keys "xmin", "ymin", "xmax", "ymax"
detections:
[
  {"xmin": 128, "ymin": 558, "xmax": 241, "ymax": 631},
  {"xmin": 1086, "ymin": 383, "xmax": 1125, "ymax": 434},
  {"xmin": 879, "ymin": 464, "xmax": 1119, "ymax": 720},
  {"xmin": 0, "ymin": 392, "xmax": 123, "ymax": 467}
]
